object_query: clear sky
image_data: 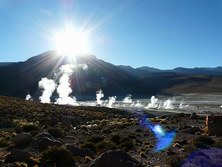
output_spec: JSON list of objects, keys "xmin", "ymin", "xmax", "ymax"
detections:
[{"xmin": 0, "ymin": 0, "xmax": 222, "ymax": 69}]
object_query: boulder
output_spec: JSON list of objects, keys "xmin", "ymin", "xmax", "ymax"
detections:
[
  {"xmin": 33, "ymin": 137, "xmax": 62, "ymax": 151},
  {"xmin": 90, "ymin": 150, "xmax": 143, "ymax": 167},
  {"xmin": 12, "ymin": 133, "xmax": 32, "ymax": 148},
  {"xmin": 65, "ymin": 144, "xmax": 94, "ymax": 157},
  {"xmin": 36, "ymin": 132, "xmax": 53, "ymax": 139},
  {"xmin": 206, "ymin": 115, "xmax": 222, "ymax": 136},
  {"xmin": 5, "ymin": 148, "xmax": 32, "ymax": 163}
]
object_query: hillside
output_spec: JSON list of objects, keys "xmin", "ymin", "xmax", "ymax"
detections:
[{"xmin": 1, "ymin": 51, "xmax": 222, "ymax": 99}]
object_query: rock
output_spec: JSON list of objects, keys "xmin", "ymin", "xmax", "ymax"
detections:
[
  {"xmin": 179, "ymin": 148, "xmax": 185, "ymax": 152},
  {"xmin": 12, "ymin": 133, "xmax": 32, "ymax": 148},
  {"xmin": 65, "ymin": 144, "xmax": 94, "ymax": 157},
  {"xmin": 166, "ymin": 149, "xmax": 176, "ymax": 156},
  {"xmin": 36, "ymin": 132, "xmax": 53, "ymax": 139},
  {"xmin": 173, "ymin": 143, "xmax": 181, "ymax": 148},
  {"xmin": 195, "ymin": 132, "xmax": 202, "ymax": 135},
  {"xmin": 5, "ymin": 148, "xmax": 32, "ymax": 163},
  {"xmin": 176, "ymin": 139, "xmax": 188, "ymax": 145},
  {"xmin": 206, "ymin": 115, "xmax": 222, "ymax": 136},
  {"xmin": 85, "ymin": 156, "xmax": 93, "ymax": 164},
  {"xmin": 48, "ymin": 116, "xmax": 58, "ymax": 126},
  {"xmin": 32, "ymin": 137, "xmax": 62, "ymax": 151},
  {"xmin": 183, "ymin": 126, "xmax": 201, "ymax": 134},
  {"xmin": 190, "ymin": 113, "xmax": 197, "ymax": 119},
  {"xmin": 90, "ymin": 150, "xmax": 143, "ymax": 167}
]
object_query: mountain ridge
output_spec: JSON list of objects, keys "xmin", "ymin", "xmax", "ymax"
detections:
[{"xmin": 0, "ymin": 51, "xmax": 222, "ymax": 99}]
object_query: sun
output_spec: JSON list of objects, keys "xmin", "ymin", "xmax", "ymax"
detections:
[{"xmin": 53, "ymin": 27, "xmax": 90, "ymax": 58}]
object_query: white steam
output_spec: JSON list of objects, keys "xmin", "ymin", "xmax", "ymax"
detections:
[
  {"xmin": 134, "ymin": 100, "xmax": 143, "ymax": 108},
  {"xmin": 96, "ymin": 89, "xmax": 104, "ymax": 105},
  {"xmin": 39, "ymin": 78, "xmax": 57, "ymax": 103},
  {"xmin": 179, "ymin": 101, "xmax": 190, "ymax": 109},
  {"xmin": 145, "ymin": 96, "xmax": 178, "ymax": 110},
  {"xmin": 55, "ymin": 64, "xmax": 79, "ymax": 105},
  {"xmin": 123, "ymin": 94, "xmax": 132, "ymax": 103},
  {"xmin": 25, "ymin": 94, "xmax": 32, "ymax": 101},
  {"xmin": 162, "ymin": 99, "xmax": 175, "ymax": 109},
  {"xmin": 146, "ymin": 96, "xmax": 159, "ymax": 109},
  {"xmin": 38, "ymin": 64, "xmax": 87, "ymax": 105},
  {"xmin": 107, "ymin": 96, "xmax": 117, "ymax": 108},
  {"xmin": 35, "ymin": 64, "xmax": 191, "ymax": 111}
]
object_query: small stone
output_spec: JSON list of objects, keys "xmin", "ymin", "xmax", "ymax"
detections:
[{"xmin": 173, "ymin": 143, "xmax": 181, "ymax": 148}]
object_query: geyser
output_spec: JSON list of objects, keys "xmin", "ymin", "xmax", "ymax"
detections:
[
  {"xmin": 96, "ymin": 89, "xmax": 104, "ymax": 106},
  {"xmin": 107, "ymin": 96, "xmax": 117, "ymax": 108},
  {"xmin": 38, "ymin": 63, "xmax": 87, "ymax": 105},
  {"xmin": 123, "ymin": 94, "xmax": 133, "ymax": 103},
  {"xmin": 39, "ymin": 78, "xmax": 57, "ymax": 103}
]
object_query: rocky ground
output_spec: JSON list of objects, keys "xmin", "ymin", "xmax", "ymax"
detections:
[{"xmin": 0, "ymin": 96, "xmax": 222, "ymax": 167}]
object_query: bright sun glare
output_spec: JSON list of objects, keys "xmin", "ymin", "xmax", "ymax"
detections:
[{"xmin": 53, "ymin": 27, "xmax": 90, "ymax": 57}]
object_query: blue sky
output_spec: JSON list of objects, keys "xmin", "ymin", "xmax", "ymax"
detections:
[{"xmin": 0, "ymin": 0, "xmax": 222, "ymax": 69}]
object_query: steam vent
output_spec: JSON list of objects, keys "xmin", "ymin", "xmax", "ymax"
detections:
[{"xmin": 206, "ymin": 115, "xmax": 222, "ymax": 136}]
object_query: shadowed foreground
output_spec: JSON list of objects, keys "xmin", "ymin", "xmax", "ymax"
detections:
[{"xmin": 0, "ymin": 96, "xmax": 222, "ymax": 167}]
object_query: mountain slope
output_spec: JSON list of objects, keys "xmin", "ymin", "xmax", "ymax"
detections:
[
  {"xmin": 1, "ymin": 51, "xmax": 222, "ymax": 99},
  {"xmin": 172, "ymin": 67, "xmax": 222, "ymax": 75}
]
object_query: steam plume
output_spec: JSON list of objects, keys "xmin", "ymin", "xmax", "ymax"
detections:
[
  {"xmin": 179, "ymin": 101, "xmax": 189, "ymax": 109},
  {"xmin": 96, "ymin": 89, "xmax": 104, "ymax": 105},
  {"xmin": 134, "ymin": 100, "xmax": 143, "ymax": 108},
  {"xmin": 146, "ymin": 96, "xmax": 159, "ymax": 109},
  {"xmin": 55, "ymin": 64, "xmax": 87, "ymax": 105},
  {"xmin": 39, "ymin": 78, "xmax": 57, "ymax": 103},
  {"xmin": 107, "ymin": 96, "xmax": 117, "ymax": 108},
  {"xmin": 25, "ymin": 94, "xmax": 32, "ymax": 101},
  {"xmin": 123, "ymin": 94, "xmax": 132, "ymax": 103},
  {"xmin": 163, "ymin": 99, "xmax": 175, "ymax": 109}
]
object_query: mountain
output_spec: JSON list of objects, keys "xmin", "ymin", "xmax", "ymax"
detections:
[
  {"xmin": 172, "ymin": 67, "xmax": 222, "ymax": 76},
  {"xmin": 0, "ymin": 51, "xmax": 222, "ymax": 99},
  {"xmin": 136, "ymin": 66, "xmax": 162, "ymax": 73},
  {"xmin": 0, "ymin": 62, "xmax": 14, "ymax": 66}
]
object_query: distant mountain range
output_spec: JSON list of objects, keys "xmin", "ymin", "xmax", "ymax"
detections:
[{"xmin": 0, "ymin": 51, "xmax": 222, "ymax": 99}]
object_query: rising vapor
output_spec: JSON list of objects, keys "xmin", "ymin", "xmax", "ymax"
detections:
[
  {"xmin": 123, "ymin": 94, "xmax": 132, "ymax": 103},
  {"xmin": 96, "ymin": 89, "xmax": 104, "ymax": 105},
  {"xmin": 55, "ymin": 64, "xmax": 87, "ymax": 105},
  {"xmin": 107, "ymin": 96, "xmax": 117, "ymax": 108},
  {"xmin": 25, "ymin": 94, "xmax": 33, "ymax": 101},
  {"xmin": 146, "ymin": 96, "xmax": 159, "ymax": 109},
  {"xmin": 39, "ymin": 78, "xmax": 57, "ymax": 103},
  {"xmin": 38, "ymin": 63, "xmax": 87, "ymax": 105}
]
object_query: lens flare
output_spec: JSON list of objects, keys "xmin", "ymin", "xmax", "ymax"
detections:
[{"xmin": 139, "ymin": 116, "xmax": 176, "ymax": 152}]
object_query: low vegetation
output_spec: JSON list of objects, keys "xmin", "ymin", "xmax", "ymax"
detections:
[
  {"xmin": 41, "ymin": 146, "xmax": 76, "ymax": 167},
  {"xmin": 0, "ymin": 96, "xmax": 220, "ymax": 166}
]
